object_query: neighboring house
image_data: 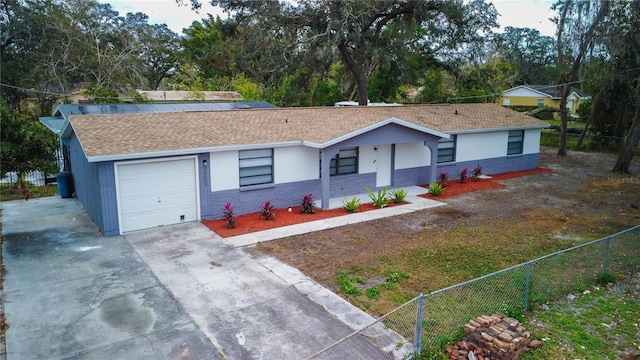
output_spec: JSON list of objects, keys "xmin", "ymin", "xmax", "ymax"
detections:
[
  {"xmin": 65, "ymin": 90, "xmax": 243, "ymax": 103},
  {"xmin": 335, "ymin": 100, "xmax": 400, "ymax": 107},
  {"xmin": 500, "ymin": 85, "xmax": 590, "ymax": 117},
  {"xmin": 44, "ymin": 103, "xmax": 548, "ymax": 236},
  {"xmin": 133, "ymin": 90, "xmax": 243, "ymax": 102}
]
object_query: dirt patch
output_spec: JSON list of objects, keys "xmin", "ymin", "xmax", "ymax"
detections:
[{"xmin": 245, "ymin": 147, "xmax": 640, "ymax": 315}]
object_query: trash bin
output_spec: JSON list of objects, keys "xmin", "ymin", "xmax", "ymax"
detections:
[{"xmin": 57, "ymin": 171, "xmax": 74, "ymax": 198}]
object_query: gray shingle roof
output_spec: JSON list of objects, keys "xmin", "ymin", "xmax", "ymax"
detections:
[
  {"xmin": 521, "ymin": 85, "xmax": 588, "ymax": 98},
  {"xmin": 69, "ymin": 103, "xmax": 548, "ymax": 160}
]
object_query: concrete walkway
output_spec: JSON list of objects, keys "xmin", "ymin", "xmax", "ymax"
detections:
[{"xmin": 225, "ymin": 186, "xmax": 445, "ymax": 247}]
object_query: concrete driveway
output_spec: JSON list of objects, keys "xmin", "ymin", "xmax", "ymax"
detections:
[
  {"xmin": 1, "ymin": 197, "xmax": 373, "ymax": 359},
  {"xmin": 1, "ymin": 197, "xmax": 219, "ymax": 359}
]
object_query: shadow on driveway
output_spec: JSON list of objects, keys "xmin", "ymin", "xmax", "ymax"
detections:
[{"xmin": 1, "ymin": 197, "xmax": 220, "ymax": 359}]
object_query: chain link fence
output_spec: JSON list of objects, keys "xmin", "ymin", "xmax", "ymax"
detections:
[{"xmin": 307, "ymin": 225, "xmax": 640, "ymax": 360}]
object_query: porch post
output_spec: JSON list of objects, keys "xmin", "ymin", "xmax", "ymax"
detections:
[
  {"xmin": 320, "ymin": 149, "xmax": 336, "ymax": 210},
  {"xmin": 425, "ymin": 141, "xmax": 438, "ymax": 184},
  {"xmin": 429, "ymin": 144, "xmax": 438, "ymax": 184}
]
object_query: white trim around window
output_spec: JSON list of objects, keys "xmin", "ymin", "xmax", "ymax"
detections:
[{"xmin": 239, "ymin": 148, "xmax": 273, "ymax": 186}]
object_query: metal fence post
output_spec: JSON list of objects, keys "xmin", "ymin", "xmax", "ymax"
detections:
[
  {"xmin": 414, "ymin": 294, "xmax": 425, "ymax": 357},
  {"xmin": 524, "ymin": 263, "xmax": 532, "ymax": 312},
  {"xmin": 603, "ymin": 237, "xmax": 611, "ymax": 274}
]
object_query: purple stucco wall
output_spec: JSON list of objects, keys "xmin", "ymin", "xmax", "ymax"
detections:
[
  {"xmin": 203, "ymin": 153, "xmax": 540, "ymax": 218},
  {"xmin": 437, "ymin": 153, "xmax": 540, "ymax": 179},
  {"xmin": 68, "ymin": 133, "xmax": 120, "ymax": 236}
]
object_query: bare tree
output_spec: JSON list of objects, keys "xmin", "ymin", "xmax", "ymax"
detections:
[
  {"xmin": 207, "ymin": 0, "xmax": 497, "ymax": 106},
  {"xmin": 611, "ymin": 0, "xmax": 640, "ymax": 173},
  {"xmin": 553, "ymin": 0, "xmax": 609, "ymax": 156}
]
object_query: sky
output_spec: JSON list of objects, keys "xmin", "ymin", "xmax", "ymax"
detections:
[{"xmin": 103, "ymin": 0, "xmax": 557, "ymax": 37}]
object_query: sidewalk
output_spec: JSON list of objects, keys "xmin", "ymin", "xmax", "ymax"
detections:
[{"xmin": 224, "ymin": 186, "xmax": 445, "ymax": 247}]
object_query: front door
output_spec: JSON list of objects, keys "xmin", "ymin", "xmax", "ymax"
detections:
[{"xmin": 376, "ymin": 144, "xmax": 392, "ymax": 188}]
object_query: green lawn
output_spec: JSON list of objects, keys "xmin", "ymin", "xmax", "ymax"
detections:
[
  {"xmin": 521, "ymin": 270, "xmax": 640, "ymax": 360},
  {"xmin": 544, "ymin": 119, "xmax": 587, "ymax": 129},
  {"xmin": 540, "ymin": 130, "xmax": 640, "ymax": 155}
]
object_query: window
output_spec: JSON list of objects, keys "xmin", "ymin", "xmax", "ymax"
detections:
[
  {"xmin": 437, "ymin": 136, "xmax": 456, "ymax": 163},
  {"xmin": 507, "ymin": 130, "xmax": 524, "ymax": 155},
  {"xmin": 327, "ymin": 148, "xmax": 358, "ymax": 176},
  {"xmin": 537, "ymin": 99, "xmax": 545, "ymax": 107},
  {"xmin": 239, "ymin": 149, "xmax": 273, "ymax": 186}
]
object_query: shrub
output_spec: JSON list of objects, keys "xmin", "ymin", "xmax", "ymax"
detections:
[
  {"xmin": 459, "ymin": 168, "xmax": 468, "ymax": 183},
  {"xmin": 382, "ymin": 270, "xmax": 411, "ymax": 290},
  {"xmin": 594, "ymin": 272, "xmax": 619, "ymax": 285},
  {"xmin": 300, "ymin": 193, "xmax": 317, "ymax": 214},
  {"xmin": 390, "ymin": 188, "xmax": 408, "ymax": 204},
  {"xmin": 342, "ymin": 197, "xmax": 362, "ymax": 213},
  {"xmin": 366, "ymin": 287, "xmax": 380, "ymax": 300},
  {"xmin": 366, "ymin": 186, "xmax": 389, "ymax": 208},
  {"xmin": 429, "ymin": 182, "xmax": 445, "ymax": 196},
  {"xmin": 438, "ymin": 171, "xmax": 449, "ymax": 186},
  {"xmin": 223, "ymin": 202, "xmax": 236, "ymax": 229},
  {"xmin": 261, "ymin": 200, "xmax": 275, "ymax": 220},
  {"xmin": 472, "ymin": 164, "xmax": 482, "ymax": 181},
  {"xmin": 337, "ymin": 270, "xmax": 363, "ymax": 297},
  {"xmin": 386, "ymin": 270, "xmax": 410, "ymax": 283}
]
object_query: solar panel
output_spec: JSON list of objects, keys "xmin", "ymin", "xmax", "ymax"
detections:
[{"xmin": 54, "ymin": 101, "xmax": 277, "ymax": 119}]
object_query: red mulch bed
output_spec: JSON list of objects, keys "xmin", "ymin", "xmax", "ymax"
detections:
[
  {"xmin": 420, "ymin": 167, "xmax": 553, "ymax": 199},
  {"xmin": 203, "ymin": 168, "xmax": 553, "ymax": 237},
  {"xmin": 203, "ymin": 203, "xmax": 403, "ymax": 238}
]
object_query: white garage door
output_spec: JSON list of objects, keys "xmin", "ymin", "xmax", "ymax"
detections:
[{"xmin": 116, "ymin": 158, "xmax": 199, "ymax": 233}]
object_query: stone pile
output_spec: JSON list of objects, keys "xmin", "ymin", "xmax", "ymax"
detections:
[{"xmin": 446, "ymin": 313, "xmax": 542, "ymax": 360}]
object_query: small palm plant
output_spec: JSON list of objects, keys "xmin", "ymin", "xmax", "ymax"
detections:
[
  {"xmin": 429, "ymin": 182, "xmax": 445, "ymax": 196},
  {"xmin": 342, "ymin": 197, "xmax": 362, "ymax": 213},
  {"xmin": 390, "ymin": 188, "xmax": 408, "ymax": 204},
  {"xmin": 366, "ymin": 186, "xmax": 389, "ymax": 208}
]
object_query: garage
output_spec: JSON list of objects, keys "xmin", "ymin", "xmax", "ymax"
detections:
[{"xmin": 116, "ymin": 157, "xmax": 199, "ymax": 233}]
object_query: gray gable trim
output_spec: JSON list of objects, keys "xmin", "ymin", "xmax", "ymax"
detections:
[
  {"xmin": 39, "ymin": 117, "xmax": 67, "ymax": 134},
  {"xmin": 306, "ymin": 118, "xmax": 450, "ymax": 148}
]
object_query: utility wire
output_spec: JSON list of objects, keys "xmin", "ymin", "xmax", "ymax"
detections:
[
  {"xmin": 429, "ymin": 67, "xmax": 640, "ymax": 104},
  {"xmin": 2, "ymin": 66, "xmax": 640, "ymax": 103}
]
